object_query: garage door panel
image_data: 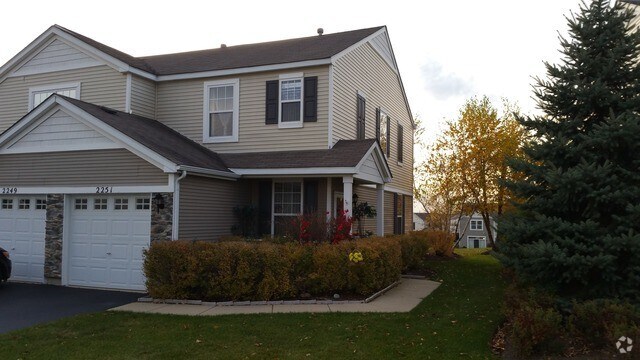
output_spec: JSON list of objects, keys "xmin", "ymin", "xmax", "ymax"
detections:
[
  {"xmin": 68, "ymin": 194, "xmax": 150, "ymax": 291},
  {"xmin": 91, "ymin": 220, "xmax": 108, "ymax": 235},
  {"xmin": 0, "ymin": 196, "xmax": 46, "ymax": 283}
]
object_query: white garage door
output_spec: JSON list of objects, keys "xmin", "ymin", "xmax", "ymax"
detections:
[
  {"xmin": 68, "ymin": 194, "xmax": 151, "ymax": 291},
  {"xmin": 0, "ymin": 196, "xmax": 46, "ymax": 283}
]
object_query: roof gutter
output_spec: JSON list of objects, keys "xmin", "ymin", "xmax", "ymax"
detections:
[{"xmin": 177, "ymin": 165, "xmax": 240, "ymax": 180}]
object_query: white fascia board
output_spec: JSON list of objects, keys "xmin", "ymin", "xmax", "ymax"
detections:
[
  {"xmin": 354, "ymin": 143, "xmax": 393, "ymax": 182},
  {"xmin": 360, "ymin": 183, "xmax": 412, "ymax": 196},
  {"xmin": 156, "ymin": 59, "xmax": 331, "ymax": 81},
  {"xmin": 330, "ymin": 27, "xmax": 387, "ymax": 63},
  {"xmin": 0, "ymin": 27, "xmax": 58, "ymax": 82},
  {"xmin": 354, "ymin": 172, "xmax": 384, "ymax": 184},
  {"xmin": 230, "ymin": 167, "xmax": 356, "ymax": 177},
  {"xmin": 0, "ymin": 96, "xmax": 59, "ymax": 148},
  {"xmin": 0, "ymin": 184, "xmax": 174, "ymax": 195},
  {"xmin": 177, "ymin": 165, "xmax": 240, "ymax": 180},
  {"xmin": 54, "ymin": 97, "xmax": 178, "ymax": 173}
]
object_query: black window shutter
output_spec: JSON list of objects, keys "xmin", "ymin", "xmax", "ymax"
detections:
[
  {"xmin": 356, "ymin": 95, "xmax": 365, "ymax": 140},
  {"xmin": 393, "ymin": 193, "xmax": 399, "ymax": 234},
  {"xmin": 303, "ymin": 76, "xmax": 317, "ymax": 122},
  {"xmin": 304, "ymin": 180, "xmax": 318, "ymax": 214},
  {"xmin": 265, "ymin": 80, "xmax": 279, "ymax": 124},
  {"xmin": 397, "ymin": 124, "xmax": 403, "ymax": 163},
  {"xmin": 375, "ymin": 107, "xmax": 381, "ymax": 140}
]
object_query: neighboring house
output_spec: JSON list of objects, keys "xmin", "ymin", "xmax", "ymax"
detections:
[
  {"xmin": 413, "ymin": 212, "xmax": 429, "ymax": 230},
  {"xmin": 450, "ymin": 213, "xmax": 497, "ymax": 249},
  {"xmin": 0, "ymin": 25, "xmax": 414, "ymax": 291}
]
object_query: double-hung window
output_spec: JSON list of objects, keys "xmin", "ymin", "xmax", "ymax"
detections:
[
  {"xmin": 203, "ymin": 79, "xmax": 239, "ymax": 143},
  {"xmin": 29, "ymin": 83, "xmax": 80, "ymax": 110},
  {"xmin": 376, "ymin": 108, "xmax": 390, "ymax": 157},
  {"xmin": 279, "ymin": 73, "xmax": 303, "ymax": 128},
  {"xmin": 470, "ymin": 219, "xmax": 483, "ymax": 231}
]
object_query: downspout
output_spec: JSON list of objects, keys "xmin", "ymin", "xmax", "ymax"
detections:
[{"xmin": 171, "ymin": 170, "xmax": 187, "ymax": 240}]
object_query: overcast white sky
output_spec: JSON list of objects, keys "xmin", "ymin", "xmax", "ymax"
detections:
[{"xmin": 0, "ymin": 0, "xmax": 587, "ymax": 149}]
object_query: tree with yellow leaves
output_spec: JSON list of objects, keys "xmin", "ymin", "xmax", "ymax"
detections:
[{"xmin": 415, "ymin": 96, "xmax": 525, "ymax": 248}]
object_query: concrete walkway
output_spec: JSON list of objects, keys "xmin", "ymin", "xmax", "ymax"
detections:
[{"xmin": 110, "ymin": 278, "xmax": 440, "ymax": 316}]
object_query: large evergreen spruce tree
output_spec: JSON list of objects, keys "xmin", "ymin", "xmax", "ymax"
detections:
[{"xmin": 500, "ymin": 0, "xmax": 640, "ymax": 302}]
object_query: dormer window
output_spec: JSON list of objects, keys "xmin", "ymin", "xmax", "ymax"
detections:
[
  {"xmin": 29, "ymin": 83, "xmax": 80, "ymax": 110},
  {"xmin": 203, "ymin": 79, "xmax": 239, "ymax": 143}
]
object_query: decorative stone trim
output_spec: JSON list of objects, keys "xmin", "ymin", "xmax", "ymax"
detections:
[
  {"xmin": 150, "ymin": 192, "xmax": 172, "ymax": 242},
  {"xmin": 44, "ymin": 194, "xmax": 63, "ymax": 279}
]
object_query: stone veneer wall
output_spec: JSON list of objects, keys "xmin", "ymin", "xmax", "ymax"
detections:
[
  {"xmin": 151, "ymin": 192, "xmax": 173, "ymax": 242},
  {"xmin": 44, "ymin": 194, "xmax": 63, "ymax": 280}
]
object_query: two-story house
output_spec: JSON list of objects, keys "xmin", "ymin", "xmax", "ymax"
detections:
[
  {"xmin": 451, "ymin": 213, "xmax": 497, "ymax": 248},
  {"xmin": 0, "ymin": 25, "xmax": 414, "ymax": 291}
]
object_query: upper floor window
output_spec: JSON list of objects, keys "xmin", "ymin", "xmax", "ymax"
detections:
[
  {"xmin": 356, "ymin": 93, "xmax": 366, "ymax": 140},
  {"xmin": 204, "ymin": 79, "xmax": 239, "ymax": 143},
  {"xmin": 470, "ymin": 219, "xmax": 483, "ymax": 231},
  {"xmin": 265, "ymin": 75, "xmax": 317, "ymax": 127},
  {"xmin": 29, "ymin": 82, "xmax": 80, "ymax": 110},
  {"xmin": 397, "ymin": 123, "xmax": 404, "ymax": 164},
  {"xmin": 376, "ymin": 108, "xmax": 390, "ymax": 157}
]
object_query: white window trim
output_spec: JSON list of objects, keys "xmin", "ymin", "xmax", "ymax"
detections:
[
  {"xmin": 470, "ymin": 219, "xmax": 484, "ymax": 231},
  {"xmin": 271, "ymin": 179, "xmax": 304, "ymax": 235},
  {"xmin": 278, "ymin": 72, "xmax": 304, "ymax": 129},
  {"xmin": 203, "ymin": 78, "xmax": 239, "ymax": 143},
  {"xmin": 28, "ymin": 82, "xmax": 81, "ymax": 110},
  {"xmin": 467, "ymin": 236, "xmax": 487, "ymax": 248}
]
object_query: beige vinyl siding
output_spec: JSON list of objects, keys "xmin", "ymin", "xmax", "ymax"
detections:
[
  {"xmin": 0, "ymin": 65, "xmax": 126, "ymax": 133},
  {"xmin": 354, "ymin": 185, "xmax": 377, "ymax": 234},
  {"xmin": 9, "ymin": 109, "xmax": 115, "ymax": 150},
  {"xmin": 404, "ymin": 195, "xmax": 413, "ymax": 233},
  {"xmin": 156, "ymin": 66, "xmax": 329, "ymax": 153},
  {"xmin": 130, "ymin": 75, "xmax": 156, "ymax": 119},
  {"xmin": 0, "ymin": 149, "xmax": 167, "ymax": 186},
  {"xmin": 178, "ymin": 175, "xmax": 250, "ymax": 241},
  {"xmin": 15, "ymin": 39, "xmax": 101, "ymax": 76},
  {"xmin": 332, "ymin": 42, "xmax": 413, "ymax": 194}
]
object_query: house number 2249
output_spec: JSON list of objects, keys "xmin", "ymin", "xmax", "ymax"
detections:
[
  {"xmin": 95, "ymin": 186, "xmax": 113, "ymax": 194},
  {"xmin": 1, "ymin": 187, "xmax": 17, "ymax": 194}
]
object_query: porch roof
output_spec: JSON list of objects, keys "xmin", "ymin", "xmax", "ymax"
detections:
[{"xmin": 220, "ymin": 139, "xmax": 393, "ymax": 183}]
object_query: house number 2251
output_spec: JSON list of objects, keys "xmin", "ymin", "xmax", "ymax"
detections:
[{"xmin": 95, "ymin": 186, "xmax": 113, "ymax": 194}]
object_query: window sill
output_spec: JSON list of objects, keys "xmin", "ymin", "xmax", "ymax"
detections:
[
  {"xmin": 278, "ymin": 122, "xmax": 303, "ymax": 129},
  {"xmin": 203, "ymin": 136, "xmax": 238, "ymax": 144}
]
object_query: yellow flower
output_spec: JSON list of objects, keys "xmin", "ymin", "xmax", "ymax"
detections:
[{"xmin": 349, "ymin": 251, "xmax": 364, "ymax": 263}]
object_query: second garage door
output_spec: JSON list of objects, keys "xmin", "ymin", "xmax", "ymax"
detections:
[{"xmin": 67, "ymin": 194, "xmax": 151, "ymax": 291}]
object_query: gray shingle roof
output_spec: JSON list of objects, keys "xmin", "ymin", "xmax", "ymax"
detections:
[
  {"xmin": 54, "ymin": 25, "xmax": 383, "ymax": 76},
  {"xmin": 219, "ymin": 139, "xmax": 378, "ymax": 169},
  {"xmin": 61, "ymin": 96, "xmax": 232, "ymax": 174}
]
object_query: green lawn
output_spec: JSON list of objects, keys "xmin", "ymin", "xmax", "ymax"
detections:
[{"xmin": 2, "ymin": 249, "xmax": 504, "ymax": 359}]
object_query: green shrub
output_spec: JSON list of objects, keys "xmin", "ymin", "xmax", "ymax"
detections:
[{"xmin": 144, "ymin": 237, "xmax": 401, "ymax": 301}]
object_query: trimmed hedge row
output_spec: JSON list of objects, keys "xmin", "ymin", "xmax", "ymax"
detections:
[
  {"xmin": 144, "ymin": 237, "xmax": 403, "ymax": 301},
  {"xmin": 144, "ymin": 231, "xmax": 451, "ymax": 301}
]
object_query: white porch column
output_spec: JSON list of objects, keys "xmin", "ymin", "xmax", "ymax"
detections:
[
  {"xmin": 376, "ymin": 184, "xmax": 385, "ymax": 236},
  {"xmin": 326, "ymin": 177, "xmax": 332, "ymax": 220},
  {"xmin": 342, "ymin": 176, "xmax": 353, "ymax": 219}
]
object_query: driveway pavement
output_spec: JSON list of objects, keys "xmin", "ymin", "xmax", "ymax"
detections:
[{"xmin": 0, "ymin": 281, "xmax": 141, "ymax": 334}]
